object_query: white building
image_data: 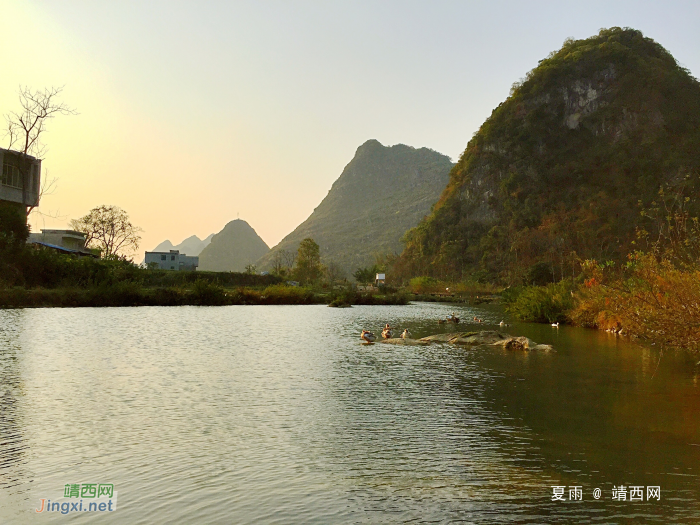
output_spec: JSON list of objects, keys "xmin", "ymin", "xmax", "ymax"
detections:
[
  {"xmin": 145, "ymin": 250, "xmax": 199, "ymax": 271},
  {"xmin": 1, "ymin": 147, "xmax": 41, "ymax": 214},
  {"xmin": 27, "ymin": 229, "xmax": 96, "ymax": 256}
]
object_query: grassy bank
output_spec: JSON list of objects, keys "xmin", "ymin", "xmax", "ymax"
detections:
[
  {"xmin": 502, "ymin": 281, "xmax": 575, "ymax": 324},
  {"xmin": 0, "ymin": 248, "xmax": 408, "ymax": 308},
  {"xmin": 0, "ymin": 283, "xmax": 409, "ymax": 308}
]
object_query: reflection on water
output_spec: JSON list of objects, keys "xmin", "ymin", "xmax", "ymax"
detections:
[
  {"xmin": 0, "ymin": 303, "xmax": 698, "ymax": 523},
  {"xmin": 0, "ymin": 311, "xmax": 28, "ymax": 496}
]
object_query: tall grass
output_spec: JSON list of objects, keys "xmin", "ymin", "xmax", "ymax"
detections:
[{"xmin": 503, "ymin": 281, "xmax": 575, "ymax": 323}]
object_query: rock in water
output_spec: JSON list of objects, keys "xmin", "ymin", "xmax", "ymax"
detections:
[
  {"xmin": 380, "ymin": 338, "xmax": 429, "ymax": 346},
  {"xmin": 449, "ymin": 331, "xmax": 509, "ymax": 346},
  {"xmin": 418, "ymin": 330, "xmax": 552, "ymax": 351}
]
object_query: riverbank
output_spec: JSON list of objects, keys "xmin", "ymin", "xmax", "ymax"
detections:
[
  {"xmin": 0, "ymin": 249, "xmax": 409, "ymax": 308},
  {"xmin": 409, "ymin": 293, "xmax": 500, "ymax": 305},
  {"xmin": 501, "ymin": 257, "xmax": 700, "ymax": 354},
  {"xmin": 0, "ymin": 283, "xmax": 409, "ymax": 308}
]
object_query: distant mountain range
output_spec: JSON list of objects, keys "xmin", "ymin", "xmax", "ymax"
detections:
[
  {"xmin": 151, "ymin": 234, "xmax": 214, "ymax": 257},
  {"xmin": 198, "ymin": 219, "xmax": 270, "ymax": 272},
  {"xmin": 256, "ymin": 139, "xmax": 454, "ymax": 275}
]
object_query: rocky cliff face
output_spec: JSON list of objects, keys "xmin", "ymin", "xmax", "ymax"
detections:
[
  {"xmin": 198, "ymin": 220, "xmax": 269, "ymax": 272},
  {"xmin": 256, "ymin": 140, "xmax": 454, "ymax": 275},
  {"xmin": 398, "ymin": 28, "xmax": 700, "ymax": 282}
]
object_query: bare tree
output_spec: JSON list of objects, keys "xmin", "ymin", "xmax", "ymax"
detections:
[
  {"xmin": 280, "ymin": 249, "xmax": 297, "ymax": 270},
  {"xmin": 325, "ymin": 261, "xmax": 345, "ymax": 284},
  {"xmin": 4, "ymin": 86, "xmax": 76, "ymax": 216},
  {"xmin": 70, "ymin": 205, "xmax": 143, "ymax": 258},
  {"xmin": 271, "ymin": 250, "xmax": 285, "ymax": 275},
  {"xmin": 5, "ymin": 86, "xmax": 76, "ymax": 158}
]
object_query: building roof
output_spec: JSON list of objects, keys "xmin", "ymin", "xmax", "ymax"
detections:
[{"xmin": 30, "ymin": 241, "xmax": 98, "ymax": 257}]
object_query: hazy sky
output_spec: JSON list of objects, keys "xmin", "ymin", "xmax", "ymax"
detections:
[{"xmin": 2, "ymin": 1, "xmax": 699, "ymax": 253}]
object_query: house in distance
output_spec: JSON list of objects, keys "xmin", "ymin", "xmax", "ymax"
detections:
[
  {"xmin": 145, "ymin": 250, "xmax": 199, "ymax": 271},
  {"xmin": 28, "ymin": 229, "xmax": 97, "ymax": 257}
]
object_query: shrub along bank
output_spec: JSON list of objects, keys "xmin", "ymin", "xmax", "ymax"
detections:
[{"xmin": 0, "ymin": 248, "xmax": 408, "ymax": 308}]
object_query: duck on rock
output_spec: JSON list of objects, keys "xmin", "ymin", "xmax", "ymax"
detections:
[{"xmin": 382, "ymin": 324, "xmax": 393, "ymax": 339}]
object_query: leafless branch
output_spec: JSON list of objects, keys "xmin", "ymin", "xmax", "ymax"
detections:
[{"xmin": 5, "ymin": 85, "xmax": 77, "ymax": 158}]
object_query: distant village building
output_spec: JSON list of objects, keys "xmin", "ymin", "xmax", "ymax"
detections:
[
  {"xmin": 27, "ymin": 229, "xmax": 97, "ymax": 257},
  {"xmin": 0, "ymin": 147, "xmax": 42, "ymax": 216},
  {"xmin": 145, "ymin": 250, "xmax": 199, "ymax": 271},
  {"xmin": 375, "ymin": 273, "xmax": 386, "ymax": 286}
]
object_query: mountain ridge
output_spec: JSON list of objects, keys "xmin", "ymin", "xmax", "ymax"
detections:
[
  {"xmin": 256, "ymin": 139, "xmax": 454, "ymax": 275},
  {"xmin": 198, "ymin": 219, "xmax": 270, "ymax": 272},
  {"xmin": 396, "ymin": 27, "xmax": 700, "ymax": 283},
  {"xmin": 151, "ymin": 234, "xmax": 214, "ymax": 257}
]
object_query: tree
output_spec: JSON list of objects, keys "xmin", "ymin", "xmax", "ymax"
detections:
[
  {"xmin": 245, "ymin": 263, "xmax": 256, "ymax": 274},
  {"xmin": 281, "ymin": 249, "xmax": 297, "ymax": 269},
  {"xmin": 325, "ymin": 261, "xmax": 345, "ymax": 284},
  {"xmin": 70, "ymin": 205, "xmax": 142, "ymax": 258},
  {"xmin": 354, "ymin": 265, "xmax": 380, "ymax": 284},
  {"xmin": 5, "ymin": 86, "xmax": 76, "ymax": 158},
  {"xmin": 293, "ymin": 238, "xmax": 323, "ymax": 284},
  {"xmin": 4, "ymin": 86, "xmax": 76, "ymax": 216},
  {"xmin": 271, "ymin": 251, "xmax": 286, "ymax": 276},
  {"xmin": 0, "ymin": 202, "xmax": 29, "ymax": 254}
]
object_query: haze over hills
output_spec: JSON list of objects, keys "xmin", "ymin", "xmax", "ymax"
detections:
[
  {"xmin": 198, "ymin": 219, "xmax": 270, "ymax": 272},
  {"xmin": 397, "ymin": 27, "xmax": 700, "ymax": 283},
  {"xmin": 256, "ymin": 140, "xmax": 454, "ymax": 275},
  {"xmin": 151, "ymin": 234, "xmax": 214, "ymax": 257}
]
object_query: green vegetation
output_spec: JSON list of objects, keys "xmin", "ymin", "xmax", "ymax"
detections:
[
  {"xmin": 503, "ymin": 281, "xmax": 575, "ymax": 324},
  {"xmin": 502, "ymin": 188, "xmax": 700, "ymax": 353},
  {"xmin": 354, "ymin": 264, "xmax": 382, "ymax": 284},
  {"xmin": 0, "ymin": 234, "xmax": 407, "ymax": 307},
  {"xmin": 406, "ymin": 276, "xmax": 499, "ymax": 298},
  {"xmin": 395, "ymin": 28, "xmax": 700, "ymax": 285},
  {"xmin": 293, "ymin": 238, "xmax": 323, "ymax": 284},
  {"xmin": 0, "ymin": 202, "xmax": 29, "ymax": 256}
]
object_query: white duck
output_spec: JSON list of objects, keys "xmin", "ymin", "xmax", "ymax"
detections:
[{"xmin": 551, "ymin": 322, "xmax": 560, "ymax": 328}]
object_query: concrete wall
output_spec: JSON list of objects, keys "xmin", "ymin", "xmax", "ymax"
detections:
[
  {"xmin": 28, "ymin": 230, "xmax": 88, "ymax": 251},
  {"xmin": 0, "ymin": 148, "xmax": 41, "ymax": 208},
  {"xmin": 144, "ymin": 250, "xmax": 199, "ymax": 271}
]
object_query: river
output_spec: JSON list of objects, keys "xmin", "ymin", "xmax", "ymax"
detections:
[{"xmin": 1, "ymin": 303, "xmax": 699, "ymax": 523}]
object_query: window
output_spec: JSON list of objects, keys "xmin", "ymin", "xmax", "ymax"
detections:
[
  {"xmin": 161, "ymin": 254, "xmax": 166, "ymax": 261},
  {"xmin": 171, "ymin": 255, "xmax": 175, "ymax": 261},
  {"xmin": 1, "ymin": 164, "xmax": 22, "ymax": 189},
  {"xmin": 170, "ymin": 266, "xmax": 175, "ymax": 270}
]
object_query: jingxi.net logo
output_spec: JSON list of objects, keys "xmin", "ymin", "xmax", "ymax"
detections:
[{"xmin": 35, "ymin": 483, "xmax": 118, "ymax": 514}]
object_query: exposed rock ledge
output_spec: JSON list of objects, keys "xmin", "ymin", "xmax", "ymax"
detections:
[
  {"xmin": 380, "ymin": 338, "xmax": 430, "ymax": 346},
  {"xmin": 419, "ymin": 331, "xmax": 552, "ymax": 351}
]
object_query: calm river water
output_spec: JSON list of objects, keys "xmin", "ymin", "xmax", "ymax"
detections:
[{"xmin": 1, "ymin": 303, "xmax": 699, "ymax": 524}]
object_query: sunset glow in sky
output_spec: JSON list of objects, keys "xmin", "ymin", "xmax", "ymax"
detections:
[{"xmin": 3, "ymin": 0, "xmax": 699, "ymax": 253}]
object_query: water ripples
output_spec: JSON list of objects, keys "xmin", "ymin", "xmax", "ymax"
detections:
[{"xmin": 0, "ymin": 304, "xmax": 698, "ymax": 523}]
